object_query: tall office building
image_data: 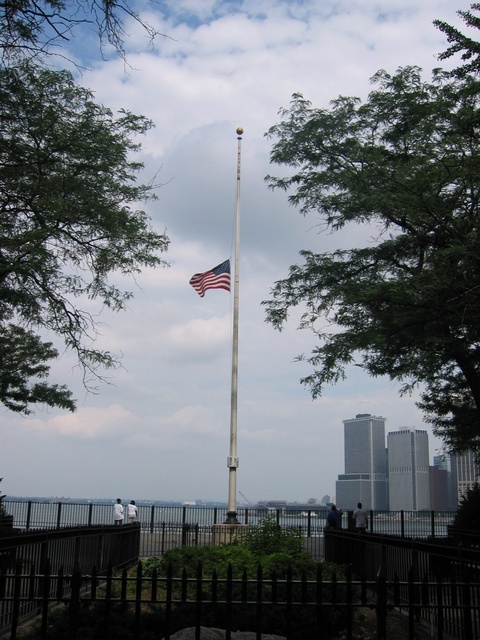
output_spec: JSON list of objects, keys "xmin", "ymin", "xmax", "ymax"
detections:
[
  {"xmin": 450, "ymin": 450, "xmax": 480, "ymax": 505},
  {"xmin": 387, "ymin": 427, "xmax": 430, "ymax": 510},
  {"xmin": 430, "ymin": 455, "xmax": 451, "ymax": 510},
  {"xmin": 336, "ymin": 414, "xmax": 388, "ymax": 510}
]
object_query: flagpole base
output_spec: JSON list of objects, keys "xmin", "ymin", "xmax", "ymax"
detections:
[{"xmin": 224, "ymin": 511, "xmax": 240, "ymax": 525}]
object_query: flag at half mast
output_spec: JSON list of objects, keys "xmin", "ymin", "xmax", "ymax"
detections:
[{"xmin": 189, "ymin": 259, "xmax": 231, "ymax": 297}]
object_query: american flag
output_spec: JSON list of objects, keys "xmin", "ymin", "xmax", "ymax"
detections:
[{"xmin": 189, "ymin": 259, "xmax": 231, "ymax": 297}]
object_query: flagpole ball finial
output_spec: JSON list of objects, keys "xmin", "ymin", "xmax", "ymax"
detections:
[{"xmin": 236, "ymin": 127, "xmax": 244, "ymax": 136}]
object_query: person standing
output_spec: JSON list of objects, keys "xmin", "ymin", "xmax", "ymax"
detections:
[
  {"xmin": 113, "ymin": 498, "xmax": 124, "ymax": 525},
  {"xmin": 326, "ymin": 504, "xmax": 342, "ymax": 529},
  {"xmin": 127, "ymin": 500, "xmax": 138, "ymax": 524},
  {"xmin": 353, "ymin": 502, "xmax": 368, "ymax": 533}
]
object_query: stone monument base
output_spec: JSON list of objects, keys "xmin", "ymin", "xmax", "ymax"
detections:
[{"xmin": 212, "ymin": 524, "xmax": 249, "ymax": 546}]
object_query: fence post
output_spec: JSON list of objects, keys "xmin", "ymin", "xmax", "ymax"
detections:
[
  {"xmin": 150, "ymin": 505, "xmax": 155, "ymax": 534},
  {"xmin": 225, "ymin": 563, "xmax": 233, "ymax": 640},
  {"xmin": 400, "ymin": 511, "xmax": 405, "ymax": 538},
  {"xmin": 376, "ymin": 560, "xmax": 387, "ymax": 640},
  {"xmin": 286, "ymin": 564, "xmax": 293, "ymax": 640},
  {"xmin": 26, "ymin": 501, "xmax": 32, "ymax": 530},
  {"xmin": 256, "ymin": 563, "xmax": 263, "ymax": 639},
  {"xmin": 430, "ymin": 510, "xmax": 435, "ymax": 538},
  {"xmin": 195, "ymin": 562, "xmax": 203, "ymax": 640},
  {"xmin": 40, "ymin": 559, "xmax": 51, "ymax": 640},
  {"xmin": 88, "ymin": 502, "xmax": 93, "ymax": 527},
  {"xmin": 69, "ymin": 563, "xmax": 81, "ymax": 640},
  {"xmin": 9, "ymin": 560, "xmax": 22, "ymax": 640},
  {"xmin": 408, "ymin": 568, "xmax": 415, "ymax": 637},
  {"xmin": 134, "ymin": 562, "xmax": 142, "ymax": 640},
  {"xmin": 462, "ymin": 568, "xmax": 473, "ymax": 639},
  {"xmin": 56, "ymin": 502, "xmax": 62, "ymax": 529},
  {"xmin": 345, "ymin": 566, "xmax": 353, "ymax": 640},
  {"xmin": 347, "ymin": 510, "xmax": 355, "ymax": 532}
]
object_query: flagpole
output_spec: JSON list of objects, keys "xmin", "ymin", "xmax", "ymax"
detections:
[{"xmin": 224, "ymin": 127, "xmax": 243, "ymax": 525}]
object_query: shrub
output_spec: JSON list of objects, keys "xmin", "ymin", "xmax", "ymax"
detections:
[
  {"xmin": 453, "ymin": 483, "xmax": 480, "ymax": 530},
  {"xmin": 242, "ymin": 515, "xmax": 304, "ymax": 556}
]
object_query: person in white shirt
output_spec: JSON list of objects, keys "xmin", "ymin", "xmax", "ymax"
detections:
[
  {"xmin": 353, "ymin": 502, "xmax": 368, "ymax": 533},
  {"xmin": 113, "ymin": 498, "xmax": 124, "ymax": 525},
  {"xmin": 127, "ymin": 500, "xmax": 138, "ymax": 524}
]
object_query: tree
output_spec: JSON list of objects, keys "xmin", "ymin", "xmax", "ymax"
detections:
[
  {"xmin": 0, "ymin": 0, "xmax": 163, "ymax": 63},
  {"xmin": 0, "ymin": 61, "xmax": 169, "ymax": 414},
  {"xmin": 453, "ymin": 484, "xmax": 480, "ymax": 529},
  {"xmin": 435, "ymin": 3, "xmax": 480, "ymax": 78},
  {"xmin": 264, "ymin": 66, "xmax": 480, "ymax": 454}
]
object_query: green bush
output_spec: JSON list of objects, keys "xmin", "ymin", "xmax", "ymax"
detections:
[
  {"xmin": 453, "ymin": 483, "xmax": 480, "ymax": 530},
  {"xmin": 156, "ymin": 544, "xmax": 258, "ymax": 578},
  {"xmin": 242, "ymin": 515, "xmax": 304, "ymax": 556},
  {"xmin": 149, "ymin": 516, "xmax": 320, "ymax": 580}
]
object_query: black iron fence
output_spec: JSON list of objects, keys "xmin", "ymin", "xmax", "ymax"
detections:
[
  {"xmin": 3, "ymin": 500, "xmax": 457, "ymax": 538},
  {"xmin": 325, "ymin": 528, "xmax": 480, "ymax": 639},
  {"xmin": 1, "ymin": 520, "xmax": 479, "ymax": 639},
  {"xmin": 2, "ymin": 501, "xmax": 457, "ymax": 562},
  {"xmin": 0, "ymin": 524, "xmax": 140, "ymax": 634},
  {"xmin": 2, "ymin": 557, "xmax": 473, "ymax": 640}
]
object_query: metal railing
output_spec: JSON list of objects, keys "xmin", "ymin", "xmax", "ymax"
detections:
[
  {"xmin": 3, "ymin": 500, "xmax": 457, "ymax": 538},
  {"xmin": 1, "ymin": 501, "xmax": 458, "ymax": 565},
  {"xmin": 325, "ymin": 528, "xmax": 480, "ymax": 639},
  {"xmin": 3, "ymin": 558, "xmax": 476, "ymax": 640},
  {"xmin": 0, "ymin": 525, "xmax": 140, "ymax": 635}
]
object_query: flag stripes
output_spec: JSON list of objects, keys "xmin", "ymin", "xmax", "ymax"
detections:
[{"xmin": 189, "ymin": 259, "xmax": 231, "ymax": 297}]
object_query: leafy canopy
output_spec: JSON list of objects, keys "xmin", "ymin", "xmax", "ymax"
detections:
[
  {"xmin": 435, "ymin": 3, "xmax": 480, "ymax": 78},
  {"xmin": 264, "ymin": 65, "xmax": 480, "ymax": 453},
  {"xmin": 0, "ymin": 61, "xmax": 169, "ymax": 413}
]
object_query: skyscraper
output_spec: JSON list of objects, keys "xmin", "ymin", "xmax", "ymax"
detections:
[
  {"xmin": 450, "ymin": 450, "xmax": 479, "ymax": 505},
  {"xmin": 336, "ymin": 413, "xmax": 388, "ymax": 510},
  {"xmin": 430, "ymin": 456, "xmax": 451, "ymax": 510},
  {"xmin": 387, "ymin": 427, "xmax": 430, "ymax": 510}
]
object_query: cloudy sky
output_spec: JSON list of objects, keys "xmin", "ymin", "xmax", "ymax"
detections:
[{"xmin": 0, "ymin": 0, "xmax": 471, "ymax": 506}]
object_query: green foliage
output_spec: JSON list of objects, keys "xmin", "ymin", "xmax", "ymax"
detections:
[
  {"xmin": 434, "ymin": 4, "xmax": 480, "ymax": 78},
  {"xmin": 149, "ymin": 517, "xmax": 318, "ymax": 581},
  {"xmin": 155, "ymin": 544, "xmax": 259, "ymax": 579},
  {"xmin": 243, "ymin": 515, "xmax": 304, "ymax": 557},
  {"xmin": 453, "ymin": 483, "xmax": 480, "ymax": 530},
  {"xmin": 264, "ymin": 65, "xmax": 480, "ymax": 453},
  {"xmin": 0, "ymin": 61, "xmax": 169, "ymax": 413}
]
